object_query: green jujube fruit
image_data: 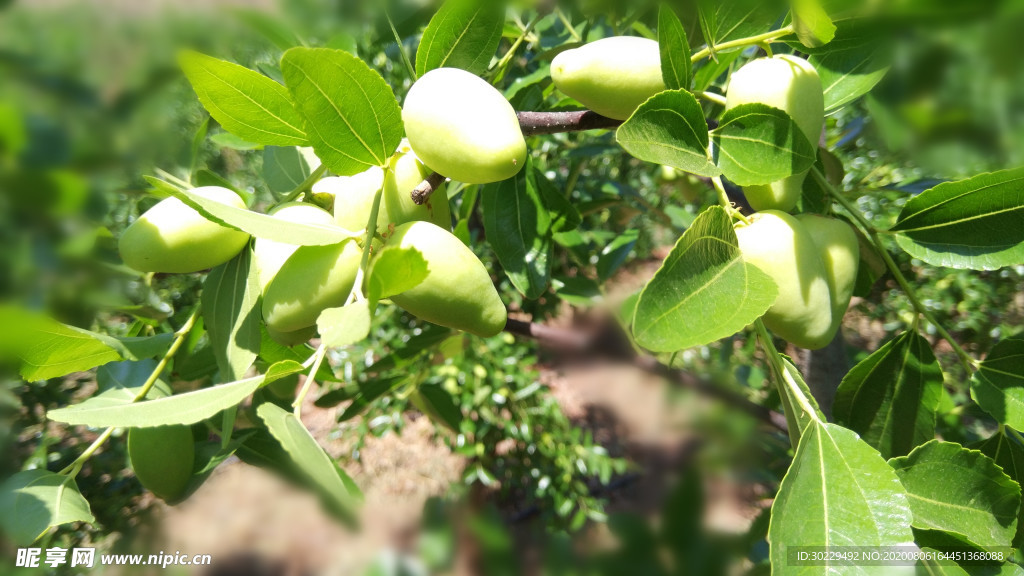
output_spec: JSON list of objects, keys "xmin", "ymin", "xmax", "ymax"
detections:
[
  {"xmin": 724, "ymin": 55, "xmax": 824, "ymax": 213},
  {"xmin": 320, "ymin": 166, "xmax": 391, "ymax": 235},
  {"xmin": 796, "ymin": 214, "xmax": 860, "ymax": 340},
  {"xmin": 262, "ymin": 240, "xmax": 362, "ymax": 333},
  {"xmin": 384, "ymin": 139, "xmax": 451, "ymax": 231},
  {"xmin": 119, "ymin": 186, "xmax": 250, "ymax": 273},
  {"xmin": 128, "ymin": 425, "xmax": 195, "ymax": 502},
  {"xmin": 253, "ymin": 202, "xmax": 336, "ymax": 293},
  {"xmin": 551, "ymin": 36, "xmax": 665, "ymax": 121},
  {"xmin": 403, "ymin": 68, "xmax": 527, "ymax": 185},
  {"xmin": 385, "ymin": 221, "xmax": 506, "ymax": 337},
  {"xmin": 735, "ymin": 210, "xmax": 834, "ymax": 350}
]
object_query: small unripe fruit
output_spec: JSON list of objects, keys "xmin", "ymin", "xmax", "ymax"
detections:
[
  {"xmin": 253, "ymin": 202, "xmax": 335, "ymax": 293},
  {"xmin": 725, "ymin": 55, "xmax": 824, "ymax": 213},
  {"xmin": 119, "ymin": 186, "xmax": 250, "ymax": 273},
  {"xmin": 320, "ymin": 166, "xmax": 391, "ymax": 234},
  {"xmin": 735, "ymin": 211, "xmax": 833, "ymax": 350},
  {"xmin": 385, "ymin": 221, "xmax": 506, "ymax": 337},
  {"xmin": 385, "ymin": 140, "xmax": 451, "ymax": 231},
  {"xmin": 262, "ymin": 240, "xmax": 361, "ymax": 334},
  {"xmin": 796, "ymin": 214, "xmax": 860, "ymax": 340},
  {"xmin": 128, "ymin": 425, "xmax": 195, "ymax": 502},
  {"xmin": 551, "ymin": 37, "xmax": 665, "ymax": 121},
  {"xmin": 403, "ymin": 68, "xmax": 527, "ymax": 185}
]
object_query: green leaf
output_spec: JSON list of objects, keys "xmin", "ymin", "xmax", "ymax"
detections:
[
  {"xmin": 769, "ymin": 421, "xmax": 915, "ymax": 571},
  {"xmin": 482, "ymin": 163, "xmax": 552, "ymax": 300},
  {"xmin": 973, "ymin": 431, "xmax": 1024, "ymax": 547},
  {"xmin": 47, "ymin": 361, "xmax": 304, "ymax": 428},
  {"xmin": 209, "ymin": 132, "xmax": 262, "ymax": 150},
  {"xmin": 633, "ymin": 207, "xmax": 777, "ymax": 353},
  {"xmin": 0, "ymin": 470, "xmax": 95, "ymax": 545},
  {"xmin": 263, "ymin": 146, "xmax": 310, "ymax": 195},
  {"xmin": 812, "ymin": 42, "xmax": 890, "ymax": 113},
  {"xmin": 203, "ymin": 249, "xmax": 261, "ymax": 381},
  {"xmin": 96, "ymin": 360, "xmax": 172, "ymax": 400},
  {"xmin": 790, "ymin": 0, "xmax": 837, "ymax": 48},
  {"xmin": 971, "ymin": 336, "xmax": 1024, "ymax": 430},
  {"xmin": 0, "ymin": 306, "xmax": 121, "ymax": 382},
  {"xmin": 891, "ymin": 169, "xmax": 1024, "ymax": 270},
  {"xmin": 533, "ymin": 170, "xmax": 581, "ymax": 234},
  {"xmin": 317, "ymin": 302, "xmax": 372, "ymax": 349},
  {"xmin": 179, "ymin": 51, "xmax": 307, "ymax": 147},
  {"xmin": 596, "ymin": 229, "xmax": 638, "ymax": 281},
  {"xmin": 890, "ymin": 441, "xmax": 1021, "ymax": 549},
  {"xmin": 617, "ymin": 90, "xmax": 720, "ymax": 178},
  {"xmin": 257, "ymin": 402, "xmax": 360, "ymax": 525},
  {"xmin": 710, "ymin": 103, "xmax": 817, "ymax": 186},
  {"xmin": 152, "ymin": 177, "xmax": 357, "ymax": 243},
  {"xmin": 778, "ymin": 357, "xmax": 825, "ymax": 443},
  {"xmin": 702, "ymin": 0, "xmax": 785, "ymax": 49},
  {"xmin": 415, "ymin": 0, "xmax": 506, "ymax": 77},
  {"xmin": 415, "ymin": 382, "xmax": 463, "ymax": 432},
  {"xmin": 658, "ymin": 5, "xmax": 691, "ymax": 90},
  {"xmin": 282, "ymin": 47, "xmax": 403, "ymax": 176},
  {"xmin": 367, "ymin": 246, "xmax": 430, "ymax": 303},
  {"xmin": 335, "ymin": 374, "xmax": 411, "ymax": 419},
  {"xmin": 833, "ymin": 331, "xmax": 944, "ymax": 459}
]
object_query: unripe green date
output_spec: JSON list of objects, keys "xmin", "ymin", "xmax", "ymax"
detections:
[
  {"xmin": 119, "ymin": 186, "xmax": 250, "ymax": 273},
  {"xmin": 725, "ymin": 55, "xmax": 824, "ymax": 213},
  {"xmin": 402, "ymin": 68, "xmax": 527, "ymax": 185},
  {"xmin": 551, "ymin": 37, "xmax": 665, "ymax": 121},
  {"xmin": 253, "ymin": 202, "xmax": 335, "ymax": 294},
  {"xmin": 735, "ymin": 210, "xmax": 834, "ymax": 350},
  {"xmin": 128, "ymin": 425, "xmax": 195, "ymax": 502},
  {"xmin": 320, "ymin": 166, "xmax": 391, "ymax": 235},
  {"xmin": 384, "ymin": 140, "xmax": 451, "ymax": 231},
  {"xmin": 385, "ymin": 222, "xmax": 506, "ymax": 337},
  {"xmin": 262, "ymin": 239, "xmax": 362, "ymax": 333},
  {"xmin": 796, "ymin": 214, "xmax": 860, "ymax": 340}
]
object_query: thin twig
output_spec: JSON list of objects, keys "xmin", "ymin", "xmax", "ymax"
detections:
[
  {"xmin": 518, "ymin": 110, "xmax": 622, "ymax": 136},
  {"xmin": 411, "ymin": 172, "xmax": 448, "ymax": 206}
]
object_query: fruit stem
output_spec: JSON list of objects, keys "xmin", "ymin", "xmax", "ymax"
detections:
[
  {"xmin": 294, "ymin": 343, "xmax": 328, "ymax": 418},
  {"xmin": 690, "ymin": 25, "xmax": 795, "ymax": 64},
  {"xmin": 283, "ymin": 164, "xmax": 328, "ymax": 203},
  {"xmin": 384, "ymin": 6, "xmax": 417, "ymax": 80},
  {"xmin": 813, "ymin": 167, "xmax": 978, "ymax": 373},
  {"xmin": 352, "ymin": 183, "xmax": 386, "ymax": 303},
  {"xmin": 490, "ymin": 12, "xmax": 547, "ymax": 81},
  {"xmin": 58, "ymin": 307, "xmax": 200, "ymax": 477},
  {"xmin": 411, "ymin": 172, "xmax": 447, "ymax": 206},
  {"xmin": 712, "ymin": 176, "xmax": 750, "ymax": 224}
]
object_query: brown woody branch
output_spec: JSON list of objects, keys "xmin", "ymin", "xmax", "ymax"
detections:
[{"xmin": 411, "ymin": 110, "xmax": 623, "ymax": 205}]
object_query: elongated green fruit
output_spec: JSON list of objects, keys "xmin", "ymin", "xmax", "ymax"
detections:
[
  {"xmin": 128, "ymin": 425, "xmax": 195, "ymax": 502},
  {"xmin": 385, "ymin": 222, "xmax": 506, "ymax": 337},
  {"xmin": 385, "ymin": 139, "xmax": 451, "ymax": 231},
  {"xmin": 403, "ymin": 68, "xmax": 527, "ymax": 185},
  {"xmin": 119, "ymin": 186, "xmax": 250, "ymax": 273},
  {"xmin": 262, "ymin": 240, "xmax": 361, "ymax": 333},
  {"xmin": 320, "ymin": 166, "xmax": 390, "ymax": 235},
  {"xmin": 796, "ymin": 214, "xmax": 860, "ymax": 340},
  {"xmin": 551, "ymin": 37, "xmax": 665, "ymax": 121},
  {"xmin": 725, "ymin": 55, "xmax": 824, "ymax": 212},
  {"xmin": 253, "ymin": 202, "xmax": 335, "ymax": 293},
  {"xmin": 735, "ymin": 210, "xmax": 833, "ymax": 350}
]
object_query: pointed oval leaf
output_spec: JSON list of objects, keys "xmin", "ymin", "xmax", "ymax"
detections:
[
  {"xmin": 368, "ymin": 246, "xmax": 429, "ymax": 302},
  {"xmin": 415, "ymin": 0, "xmax": 506, "ymax": 77},
  {"xmin": 482, "ymin": 162, "xmax": 552, "ymax": 300},
  {"xmin": 633, "ymin": 206, "xmax": 778, "ymax": 352},
  {"xmin": 0, "ymin": 470, "xmax": 95, "ymax": 545},
  {"xmin": 791, "ymin": 0, "xmax": 837, "ymax": 48},
  {"xmin": 203, "ymin": 249, "xmax": 261, "ymax": 381},
  {"xmin": 0, "ymin": 306, "xmax": 121, "ymax": 382},
  {"xmin": 179, "ymin": 51, "xmax": 307, "ymax": 146},
  {"xmin": 658, "ymin": 6, "xmax": 692, "ymax": 90},
  {"xmin": 833, "ymin": 331, "xmax": 944, "ymax": 459},
  {"xmin": 971, "ymin": 336, "xmax": 1024, "ymax": 430},
  {"xmin": 892, "ymin": 169, "xmax": 1024, "ymax": 270},
  {"xmin": 711, "ymin": 103, "xmax": 817, "ymax": 186},
  {"xmin": 617, "ymin": 89, "xmax": 720, "ymax": 178},
  {"xmin": 282, "ymin": 47, "xmax": 403, "ymax": 176},
  {"xmin": 890, "ymin": 441, "xmax": 1021, "ymax": 549},
  {"xmin": 769, "ymin": 421, "xmax": 915, "ymax": 572},
  {"xmin": 813, "ymin": 44, "xmax": 890, "ymax": 113},
  {"xmin": 973, "ymin": 431, "xmax": 1024, "ymax": 547},
  {"xmin": 317, "ymin": 301, "xmax": 372, "ymax": 349},
  {"xmin": 263, "ymin": 146, "xmax": 311, "ymax": 195}
]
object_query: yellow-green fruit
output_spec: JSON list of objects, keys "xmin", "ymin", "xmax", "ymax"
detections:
[
  {"xmin": 403, "ymin": 68, "xmax": 527, "ymax": 185},
  {"xmin": 119, "ymin": 186, "xmax": 250, "ymax": 273},
  {"xmin": 320, "ymin": 166, "xmax": 391, "ymax": 234},
  {"xmin": 265, "ymin": 324, "xmax": 316, "ymax": 348},
  {"xmin": 796, "ymin": 214, "xmax": 860, "ymax": 339},
  {"xmin": 253, "ymin": 202, "xmax": 335, "ymax": 293},
  {"xmin": 384, "ymin": 139, "xmax": 451, "ymax": 231},
  {"xmin": 735, "ymin": 210, "xmax": 834, "ymax": 350},
  {"xmin": 385, "ymin": 221, "xmax": 506, "ymax": 337},
  {"xmin": 551, "ymin": 36, "xmax": 665, "ymax": 121},
  {"xmin": 262, "ymin": 240, "xmax": 361, "ymax": 333},
  {"xmin": 725, "ymin": 55, "xmax": 824, "ymax": 213},
  {"xmin": 128, "ymin": 425, "xmax": 195, "ymax": 502}
]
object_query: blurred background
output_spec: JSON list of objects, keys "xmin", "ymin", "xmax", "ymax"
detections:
[{"xmin": 1, "ymin": 0, "xmax": 1023, "ymax": 574}]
